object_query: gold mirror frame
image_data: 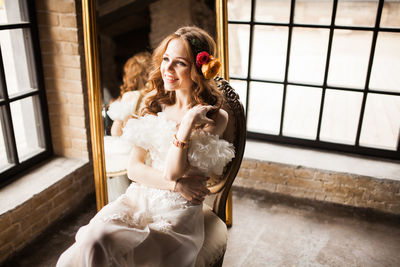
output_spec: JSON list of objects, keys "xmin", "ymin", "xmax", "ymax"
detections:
[{"xmin": 82, "ymin": 0, "xmax": 229, "ymax": 211}]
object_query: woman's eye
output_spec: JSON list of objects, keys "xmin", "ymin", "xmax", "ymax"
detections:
[
  {"xmin": 162, "ymin": 57, "xmax": 169, "ymax": 62},
  {"xmin": 177, "ymin": 61, "xmax": 186, "ymax": 66}
]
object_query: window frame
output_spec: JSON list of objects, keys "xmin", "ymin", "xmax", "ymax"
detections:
[
  {"xmin": 229, "ymin": 0, "xmax": 400, "ymax": 160},
  {"xmin": 0, "ymin": 0, "xmax": 52, "ymax": 184}
]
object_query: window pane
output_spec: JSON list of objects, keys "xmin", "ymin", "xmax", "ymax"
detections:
[
  {"xmin": 288, "ymin": 28, "xmax": 329, "ymax": 85},
  {"xmin": 369, "ymin": 32, "xmax": 400, "ymax": 93},
  {"xmin": 0, "ymin": 117, "xmax": 12, "ymax": 172},
  {"xmin": 320, "ymin": 89, "xmax": 363, "ymax": 145},
  {"xmin": 248, "ymin": 82, "xmax": 283, "ymax": 134},
  {"xmin": 0, "ymin": 28, "xmax": 37, "ymax": 96},
  {"xmin": 335, "ymin": 0, "xmax": 378, "ymax": 27},
  {"xmin": 283, "ymin": 85, "xmax": 322, "ymax": 139},
  {"xmin": 228, "ymin": 24, "xmax": 250, "ymax": 78},
  {"xmin": 230, "ymin": 79, "xmax": 247, "ymax": 114},
  {"xmin": 251, "ymin": 26, "xmax": 288, "ymax": 81},
  {"xmin": 10, "ymin": 96, "xmax": 45, "ymax": 161},
  {"xmin": 381, "ymin": 2, "xmax": 400, "ymax": 28},
  {"xmin": 0, "ymin": 0, "xmax": 29, "ymax": 24},
  {"xmin": 228, "ymin": 0, "xmax": 251, "ymax": 21},
  {"xmin": 254, "ymin": 0, "xmax": 291, "ymax": 23},
  {"xmin": 359, "ymin": 94, "xmax": 400, "ymax": 150},
  {"xmin": 294, "ymin": 0, "xmax": 333, "ymax": 25},
  {"xmin": 327, "ymin": 30, "xmax": 373, "ymax": 89}
]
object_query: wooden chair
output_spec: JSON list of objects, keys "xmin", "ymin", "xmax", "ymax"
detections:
[{"xmin": 195, "ymin": 76, "xmax": 246, "ymax": 267}]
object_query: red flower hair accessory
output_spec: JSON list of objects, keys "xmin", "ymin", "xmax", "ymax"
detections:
[
  {"xmin": 196, "ymin": 51, "xmax": 210, "ymax": 67},
  {"xmin": 195, "ymin": 51, "xmax": 221, "ymax": 79}
]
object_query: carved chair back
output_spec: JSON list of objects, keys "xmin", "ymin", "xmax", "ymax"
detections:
[{"xmin": 207, "ymin": 76, "xmax": 246, "ymax": 222}]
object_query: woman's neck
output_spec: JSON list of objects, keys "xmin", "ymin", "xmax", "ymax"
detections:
[
  {"xmin": 161, "ymin": 89, "xmax": 193, "ymax": 123},
  {"xmin": 174, "ymin": 89, "xmax": 191, "ymax": 109}
]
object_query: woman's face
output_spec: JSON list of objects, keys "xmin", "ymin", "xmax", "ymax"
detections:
[{"xmin": 161, "ymin": 38, "xmax": 194, "ymax": 92}]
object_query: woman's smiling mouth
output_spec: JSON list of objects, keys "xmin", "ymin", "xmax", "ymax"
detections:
[{"xmin": 165, "ymin": 75, "xmax": 178, "ymax": 83}]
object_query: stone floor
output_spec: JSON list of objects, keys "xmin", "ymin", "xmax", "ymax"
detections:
[
  {"xmin": 2, "ymin": 188, "xmax": 400, "ymax": 267},
  {"xmin": 224, "ymin": 188, "xmax": 400, "ymax": 267}
]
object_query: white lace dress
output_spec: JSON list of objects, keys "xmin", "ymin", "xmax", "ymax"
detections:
[{"xmin": 56, "ymin": 112, "xmax": 234, "ymax": 267}]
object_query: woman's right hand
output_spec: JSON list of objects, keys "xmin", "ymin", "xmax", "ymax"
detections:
[{"xmin": 174, "ymin": 175, "xmax": 210, "ymax": 205}]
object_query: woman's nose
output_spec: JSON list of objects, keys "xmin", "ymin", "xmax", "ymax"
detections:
[{"xmin": 167, "ymin": 62, "xmax": 174, "ymax": 72}]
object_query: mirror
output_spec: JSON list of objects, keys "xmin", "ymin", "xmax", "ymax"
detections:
[{"xmin": 82, "ymin": 0, "xmax": 229, "ymax": 209}]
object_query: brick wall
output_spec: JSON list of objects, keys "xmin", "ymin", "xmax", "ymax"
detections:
[
  {"xmin": 236, "ymin": 159, "xmax": 400, "ymax": 215},
  {"xmin": 36, "ymin": 0, "xmax": 90, "ymax": 159},
  {"xmin": 0, "ymin": 162, "xmax": 94, "ymax": 263}
]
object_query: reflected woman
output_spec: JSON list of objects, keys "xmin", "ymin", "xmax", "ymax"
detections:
[
  {"xmin": 107, "ymin": 51, "xmax": 152, "ymax": 137},
  {"xmin": 57, "ymin": 26, "xmax": 234, "ymax": 267},
  {"xmin": 104, "ymin": 52, "xmax": 152, "ymax": 201}
]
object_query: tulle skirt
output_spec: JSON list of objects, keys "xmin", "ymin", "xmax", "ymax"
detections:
[{"xmin": 56, "ymin": 183, "xmax": 204, "ymax": 267}]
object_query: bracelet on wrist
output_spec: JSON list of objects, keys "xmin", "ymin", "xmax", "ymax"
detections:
[{"xmin": 172, "ymin": 134, "xmax": 189, "ymax": 149}]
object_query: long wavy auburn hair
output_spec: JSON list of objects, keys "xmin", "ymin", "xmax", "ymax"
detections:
[
  {"xmin": 141, "ymin": 26, "xmax": 224, "ymax": 115},
  {"xmin": 119, "ymin": 51, "xmax": 152, "ymax": 98}
]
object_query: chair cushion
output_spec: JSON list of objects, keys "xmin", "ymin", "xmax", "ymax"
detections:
[{"xmin": 195, "ymin": 205, "xmax": 228, "ymax": 267}]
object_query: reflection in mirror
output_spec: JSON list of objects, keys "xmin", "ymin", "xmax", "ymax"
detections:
[{"xmin": 96, "ymin": 0, "xmax": 218, "ymax": 202}]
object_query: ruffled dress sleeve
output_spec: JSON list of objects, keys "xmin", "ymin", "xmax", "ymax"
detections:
[
  {"xmin": 107, "ymin": 91, "xmax": 143, "ymax": 121},
  {"xmin": 107, "ymin": 99, "xmax": 135, "ymax": 121},
  {"xmin": 120, "ymin": 112, "xmax": 177, "ymax": 171},
  {"xmin": 187, "ymin": 129, "xmax": 235, "ymax": 176}
]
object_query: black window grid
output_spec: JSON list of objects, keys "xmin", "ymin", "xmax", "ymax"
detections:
[
  {"xmin": 229, "ymin": 0, "xmax": 400, "ymax": 160},
  {"xmin": 0, "ymin": 1, "xmax": 52, "ymax": 184}
]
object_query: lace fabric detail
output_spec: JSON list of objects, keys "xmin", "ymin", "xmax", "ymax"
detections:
[
  {"xmin": 129, "ymin": 183, "xmax": 190, "ymax": 210},
  {"xmin": 102, "ymin": 210, "xmax": 172, "ymax": 232},
  {"xmin": 101, "ymin": 184, "xmax": 189, "ymax": 232},
  {"xmin": 149, "ymin": 215, "xmax": 173, "ymax": 232},
  {"xmin": 101, "ymin": 213, "xmax": 146, "ymax": 229}
]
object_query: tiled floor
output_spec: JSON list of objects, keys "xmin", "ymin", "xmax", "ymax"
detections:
[{"xmin": 2, "ymin": 189, "xmax": 400, "ymax": 267}]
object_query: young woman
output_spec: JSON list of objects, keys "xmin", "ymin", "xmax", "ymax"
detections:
[{"xmin": 57, "ymin": 26, "xmax": 234, "ymax": 267}]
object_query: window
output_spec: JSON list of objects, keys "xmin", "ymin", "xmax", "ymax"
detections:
[
  {"xmin": 228, "ymin": 0, "xmax": 400, "ymax": 160},
  {"xmin": 0, "ymin": 0, "xmax": 51, "ymax": 183}
]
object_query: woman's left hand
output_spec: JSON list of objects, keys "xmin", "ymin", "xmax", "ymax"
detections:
[
  {"xmin": 181, "ymin": 105, "xmax": 216, "ymax": 128},
  {"xmin": 174, "ymin": 175, "xmax": 210, "ymax": 205}
]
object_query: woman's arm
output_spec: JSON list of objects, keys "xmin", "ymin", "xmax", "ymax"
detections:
[
  {"xmin": 162, "ymin": 117, "xmax": 193, "ymax": 181},
  {"xmin": 127, "ymin": 145, "xmax": 176, "ymax": 190},
  {"xmin": 163, "ymin": 106, "xmax": 228, "ymax": 181},
  {"xmin": 110, "ymin": 119, "xmax": 124, "ymax": 136},
  {"xmin": 127, "ymin": 144, "xmax": 209, "ymax": 204}
]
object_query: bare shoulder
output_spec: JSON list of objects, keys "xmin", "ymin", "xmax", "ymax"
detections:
[
  {"xmin": 203, "ymin": 108, "xmax": 229, "ymax": 137},
  {"xmin": 121, "ymin": 91, "xmax": 140, "ymax": 102},
  {"xmin": 215, "ymin": 108, "xmax": 228, "ymax": 126}
]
